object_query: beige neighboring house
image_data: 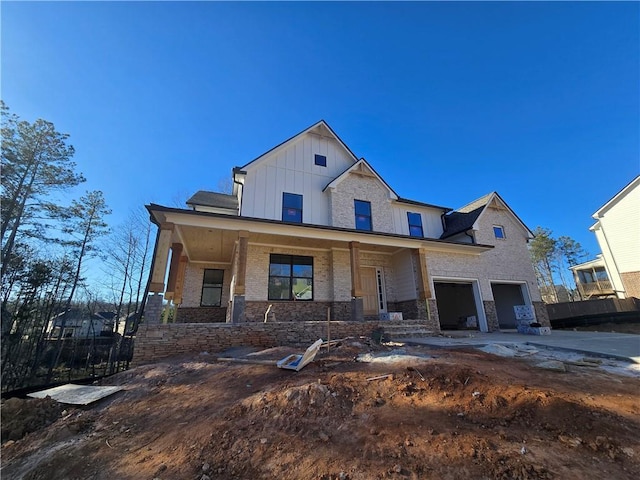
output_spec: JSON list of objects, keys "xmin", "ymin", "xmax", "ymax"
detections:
[
  {"xmin": 579, "ymin": 176, "xmax": 640, "ymax": 299},
  {"xmin": 144, "ymin": 120, "xmax": 548, "ymax": 332}
]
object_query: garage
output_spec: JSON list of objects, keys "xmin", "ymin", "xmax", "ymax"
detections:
[
  {"xmin": 491, "ymin": 283, "xmax": 526, "ymax": 329},
  {"xmin": 434, "ymin": 282, "xmax": 479, "ymax": 330}
]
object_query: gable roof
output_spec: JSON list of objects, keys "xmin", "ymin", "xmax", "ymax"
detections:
[
  {"xmin": 186, "ymin": 190, "xmax": 238, "ymax": 210},
  {"xmin": 322, "ymin": 158, "xmax": 399, "ymax": 199},
  {"xmin": 239, "ymin": 120, "xmax": 359, "ymax": 171},
  {"xmin": 441, "ymin": 192, "xmax": 533, "ymax": 240},
  {"xmin": 592, "ymin": 175, "xmax": 640, "ymax": 219}
]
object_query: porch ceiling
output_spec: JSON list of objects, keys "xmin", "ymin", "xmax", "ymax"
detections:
[
  {"xmin": 176, "ymin": 226, "xmax": 237, "ymax": 263},
  {"xmin": 176, "ymin": 226, "xmax": 401, "ymax": 261}
]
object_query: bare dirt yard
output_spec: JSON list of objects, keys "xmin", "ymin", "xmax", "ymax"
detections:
[{"xmin": 2, "ymin": 338, "xmax": 639, "ymax": 480}]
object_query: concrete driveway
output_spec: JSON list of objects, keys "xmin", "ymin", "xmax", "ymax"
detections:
[{"xmin": 403, "ymin": 330, "xmax": 640, "ymax": 363}]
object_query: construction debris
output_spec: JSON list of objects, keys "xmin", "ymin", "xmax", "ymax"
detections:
[{"xmin": 27, "ymin": 384, "xmax": 123, "ymax": 406}]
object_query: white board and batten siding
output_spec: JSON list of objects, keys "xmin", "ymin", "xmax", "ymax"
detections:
[
  {"xmin": 391, "ymin": 249, "xmax": 418, "ymax": 301},
  {"xmin": 391, "ymin": 205, "xmax": 445, "ymax": 239},
  {"xmin": 595, "ymin": 181, "xmax": 640, "ymax": 274},
  {"xmin": 241, "ymin": 133, "xmax": 355, "ymax": 226}
]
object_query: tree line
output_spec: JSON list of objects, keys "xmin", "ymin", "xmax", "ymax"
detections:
[
  {"xmin": 1, "ymin": 102, "xmax": 152, "ymax": 391},
  {"xmin": 529, "ymin": 226, "xmax": 588, "ymax": 303}
]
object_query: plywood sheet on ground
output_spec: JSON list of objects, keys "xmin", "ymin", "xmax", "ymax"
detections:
[{"xmin": 27, "ymin": 384, "xmax": 123, "ymax": 405}]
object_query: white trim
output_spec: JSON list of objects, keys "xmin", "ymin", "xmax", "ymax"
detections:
[
  {"xmin": 432, "ymin": 276, "xmax": 488, "ymax": 333},
  {"xmin": 324, "ymin": 158, "xmax": 399, "ymax": 200},
  {"xmin": 488, "ymin": 280, "xmax": 532, "ymax": 305},
  {"xmin": 376, "ymin": 267, "xmax": 388, "ymax": 313},
  {"xmin": 471, "ymin": 193, "xmax": 534, "ymax": 240},
  {"xmin": 592, "ymin": 175, "xmax": 640, "ymax": 219}
]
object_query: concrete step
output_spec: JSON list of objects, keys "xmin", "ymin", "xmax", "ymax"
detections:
[{"xmin": 379, "ymin": 323, "xmax": 435, "ymax": 339}]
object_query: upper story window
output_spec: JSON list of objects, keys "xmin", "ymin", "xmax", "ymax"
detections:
[
  {"xmin": 407, "ymin": 212, "xmax": 424, "ymax": 237},
  {"xmin": 201, "ymin": 269, "xmax": 224, "ymax": 306},
  {"xmin": 314, "ymin": 154, "xmax": 327, "ymax": 167},
  {"xmin": 493, "ymin": 225, "xmax": 505, "ymax": 239},
  {"xmin": 268, "ymin": 254, "xmax": 313, "ymax": 301},
  {"xmin": 282, "ymin": 192, "xmax": 303, "ymax": 223},
  {"xmin": 354, "ymin": 200, "xmax": 372, "ymax": 231}
]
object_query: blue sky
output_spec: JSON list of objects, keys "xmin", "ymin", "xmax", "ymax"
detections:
[{"xmin": 2, "ymin": 1, "xmax": 639, "ymax": 262}]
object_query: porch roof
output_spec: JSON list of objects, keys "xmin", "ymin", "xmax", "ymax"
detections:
[{"xmin": 146, "ymin": 204, "xmax": 494, "ymax": 262}]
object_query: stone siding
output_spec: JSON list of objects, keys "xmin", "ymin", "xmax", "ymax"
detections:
[
  {"xmin": 395, "ymin": 299, "xmax": 441, "ymax": 332},
  {"xmin": 621, "ymin": 271, "xmax": 640, "ymax": 299},
  {"xmin": 532, "ymin": 301, "xmax": 551, "ymax": 327},
  {"xmin": 176, "ymin": 307, "xmax": 228, "ymax": 323},
  {"xmin": 483, "ymin": 301, "xmax": 499, "ymax": 332},
  {"xmin": 133, "ymin": 320, "xmax": 416, "ymax": 364},
  {"xmin": 243, "ymin": 301, "xmax": 351, "ymax": 322}
]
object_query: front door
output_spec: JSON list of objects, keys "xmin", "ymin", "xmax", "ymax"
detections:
[
  {"xmin": 361, "ymin": 267, "xmax": 379, "ymax": 316},
  {"xmin": 361, "ymin": 267, "xmax": 386, "ymax": 316}
]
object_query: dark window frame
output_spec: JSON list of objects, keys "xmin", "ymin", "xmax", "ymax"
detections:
[
  {"xmin": 282, "ymin": 192, "xmax": 303, "ymax": 223},
  {"xmin": 314, "ymin": 154, "xmax": 327, "ymax": 167},
  {"xmin": 354, "ymin": 199, "xmax": 372, "ymax": 231},
  {"xmin": 268, "ymin": 254, "xmax": 314, "ymax": 301},
  {"xmin": 407, "ymin": 212, "xmax": 424, "ymax": 237},
  {"xmin": 201, "ymin": 268, "xmax": 224, "ymax": 307}
]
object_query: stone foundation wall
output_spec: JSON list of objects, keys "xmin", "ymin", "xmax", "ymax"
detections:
[
  {"xmin": 133, "ymin": 320, "xmax": 418, "ymax": 364},
  {"xmin": 621, "ymin": 271, "xmax": 640, "ymax": 299},
  {"xmin": 175, "ymin": 307, "xmax": 228, "ymax": 323},
  {"xmin": 243, "ymin": 301, "xmax": 352, "ymax": 322},
  {"xmin": 483, "ymin": 301, "xmax": 500, "ymax": 332}
]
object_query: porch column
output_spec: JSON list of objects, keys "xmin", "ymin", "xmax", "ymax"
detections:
[
  {"xmin": 165, "ymin": 242, "xmax": 183, "ymax": 301},
  {"xmin": 231, "ymin": 231, "xmax": 249, "ymax": 323},
  {"xmin": 349, "ymin": 241, "xmax": 364, "ymax": 321},
  {"xmin": 149, "ymin": 223, "xmax": 174, "ymax": 293},
  {"xmin": 412, "ymin": 248, "xmax": 438, "ymax": 326},
  {"xmin": 172, "ymin": 255, "xmax": 188, "ymax": 305},
  {"xmin": 412, "ymin": 248, "xmax": 432, "ymax": 300}
]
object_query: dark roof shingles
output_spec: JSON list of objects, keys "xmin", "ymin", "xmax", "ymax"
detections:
[{"xmin": 186, "ymin": 191, "xmax": 238, "ymax": 210}]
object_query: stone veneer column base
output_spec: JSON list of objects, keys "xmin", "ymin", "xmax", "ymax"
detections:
[
  {"xmin": 532, "ymin": 301, "xmax": 551, "ymax": 328},
  {"xmin": 426, "ymin": 299, "xmax": 441, "ymax": 333},
  {"xmin": 144, "ymin": 293, "xmax": 164, "ymax": 324},
  {"xmin": 231, "ymin": 295, "xmax": 246, "ymax": 323},
  {"xmin": 351, "ymin": 298, "xmax": 364, "ymax": 321},
  {"xmin": 483, "ymin": 301, "xmax": 499, "ymax": 332}
]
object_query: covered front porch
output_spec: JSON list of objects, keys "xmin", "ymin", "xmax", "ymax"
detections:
[{"xmin": 143, "ymin": 206, "xmax": 490, "ymax": 328}]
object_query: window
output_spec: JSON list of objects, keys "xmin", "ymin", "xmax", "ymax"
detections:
[
  {"xmin": 282, "ymin": 192, "xmax": 303, "ymax": 223},
  {"xmin": 354, "ymin": 200, "xmax": 372, "ymax": 231},
  {"xmin": 493, "ymin": 225, "xmax": 505, "ymax": 239},
  {"xmin": 201, "ymin": 269, "xmax": 224, "ymax": 306},
  {"xmin": 268, "ymin": 254, "xmax": 313, "ymax": 300},
  {"xmin": 314, "ymin": 154, "xmax": 327, "ymax": 167},
  {"xmin": 407, "ymin": 212, "xmax": 424, "ymax": 237}
]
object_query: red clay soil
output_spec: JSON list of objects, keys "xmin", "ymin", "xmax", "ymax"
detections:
[{"xmin": 1, "ymin": 342, "xmax": 639, "ymax": 480}]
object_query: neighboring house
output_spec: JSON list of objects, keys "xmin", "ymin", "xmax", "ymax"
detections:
[
  {"xmin": 570, "ymin": 255, "xmax": 615, "ymax": 300},
  {"xmin": 145, "ymin": 120, "xmax": 547, "ymax": 332},
  {"xmin": 585, "ymin": 176, "xmax": 640, "ymax": 299},
  {"xmin": 49, "ymin": 311, "xmax": 117, "ymax": 339}
]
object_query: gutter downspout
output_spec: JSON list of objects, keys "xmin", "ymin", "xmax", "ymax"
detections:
[{"xmin": 233, "ymin": 168, "xmax": 246, "ymax": 216}]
